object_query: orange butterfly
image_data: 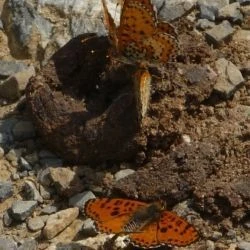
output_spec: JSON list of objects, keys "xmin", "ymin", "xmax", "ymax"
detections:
[
  {"xmin": 101, "ymin": 0, "xmax": 178, "ymax": 67},
  {"xmin": 84, "ymin": 198, "xmax": 199, "ymax": 248}
]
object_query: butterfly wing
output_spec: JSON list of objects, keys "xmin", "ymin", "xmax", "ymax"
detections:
[
  {"xmin": 142, "ymin": 32, "xmax": 177, "ymax": 64},
  {"xmin": 129, "ymin": 222, "xmax": 160, "ymax": 248},
  {"xmin": 117, "ymin": 0, "xmax": 156, "ymax": 56},
  {"xmin": 157, "ymin": 21, "xmax": 178, "ymax": 39},
  {"xmin": 156, "ymin": 211, "xmax": 199, "ymax": 246},
  {"xmin": 84, "ymin": 198, "xmax": 147, "ymax": 234},
  {"xmin": 101, "ymin": 0, "xmax": 118, "ymax": 49},
  {"xmin": 133, "ymin": 68, "xmax": 151, "ymax": 122}
]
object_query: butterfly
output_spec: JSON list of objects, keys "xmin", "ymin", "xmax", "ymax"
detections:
[
  {"xmin": 84, "ymin": 198, "xmax": 199, "ymax": 248},
  {"xmin": 101, "ymin": 0, "xmax": 178, "ymax": 66}
]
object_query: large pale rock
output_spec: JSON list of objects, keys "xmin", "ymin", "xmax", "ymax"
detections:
[{"xmin": 43, "ymin": 207, "xmax": 79, "ymax": 239}]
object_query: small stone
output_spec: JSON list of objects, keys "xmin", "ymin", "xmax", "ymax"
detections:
[
  {"xmin": 5, "ymin": 148, "xmax": 22, "ymax": 162},
  {"xmin": 197, "ymin": 0, "xmax": 229, "ymax": 21},
  {"xmin": 41, "ymin": 205, "xmax": 58, "ymax": 215},
  {"xmin": 214, "ymin": 58, "xmax": 244, "ymax": 98},
  {"xmin": 114, "ymin": 169, "xmax": 135, "ymax": 181},
  {"xmin": 12, "ymin": 173, "xmax": 20, "ymax": 180},
  {"xmin": 82, "ymin": 218, "xmax": 96, "ymax": 235},
  {"xmin": 39, "ymin": 185, "xmax": 53, "ymax": 200},
  {"xmin": 196, "ymin": 19, "xmax": 215, "ymax": 30},
  {"xmin": 0, "ymin": 66, "xmax": 35, "ymax": 100},
  {"xmin": 18, "ymin": 238, "xmax": 38, "ymax": 250},
  {"xmin": 3, "ymin": 210, "xmax": 13, "ymax": 226},
  {"xmin": 51, "ymin": 219, "xmax": 84, "ymax": 244},
  {"xmin": 206, "ymin": 240, "xmax": 215, "ymax": 250},
  {"xmin": 23, "ymin": 180, "xmax": 43, "ymax": 203},
  {"xmin": 0, "ymin": 60, "xmax": 29, "ymax": 78},
  {"xmin": 49, "ymin": 167, "xmax": 84, "ymax": 196},
  {"xmin": 211, "ymin": 231, "xmax": 223, "ymax": 240},
  {"xmin": 205, "ymin": 20, "xmax": 235, "ymax": 45},
  {"xmin": 0, "ymin": 146, "xmax": 4, "ymax": 159},
  {"xmin": 43, "ymin": 207, "xmax": 79, "ymax": 240},
  {"xmin": 0, "ymin": 181, "xmax": 13, "ymax": 201},
  {"xmin": 27, "ymin": 217, "xmax": 45, "ymax": 231},
  {"xmin": 37, "ymin": 167, "xmax": 52, "ymax": 186},
  {"xmin": 0, "ymin": 236, "xmax": 17, "ymax": 250},
  {"xmin": 218, "ymin": 2, "xmax": 244, "ymax": 23},
  {"xmin": 68, "ymin": 191, "xmax": 95, "ymax": 209},
  {"xmin": 20, "ymin": 157, "xmax": 33, "ymax": 171},
  {"xmin": 226, "ymin": 229, "xmax": 236, "ymax": 239},
  {"xmin": 10, "ymin": 200, "xmax": 37, "ymax": 221},
  {"xmin": 237, "ymin": 241, "xmax": 250, "ymax": 250},
  {"xmin": 12, "ymin": 121, "xmax": 36, "ymax": 141},
  {"xmin": 233, "ymin": 30, "xmax": 250, "ymax": 42},
  {"xmin": 24, "ymin": 152, "xmax": 39, "ymax": 166}
]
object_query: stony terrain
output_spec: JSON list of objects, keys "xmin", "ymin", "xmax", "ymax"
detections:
[{"xmin": 0, "ymin": 0, "xmax": 249, "ymax": 250}]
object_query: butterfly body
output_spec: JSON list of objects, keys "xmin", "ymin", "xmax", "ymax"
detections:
[{"xmin": 84, "ymin": 198, "xmax": 199, "ymax": 248}]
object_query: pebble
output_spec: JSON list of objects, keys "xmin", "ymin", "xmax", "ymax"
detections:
[
  {"xmin": 37, "ymin": 167, "xmax": 52, "ymax": 186},
  {"xmin": 51, "ymin": 219, "xmax": 84, "ymax": 244},
  {"xmin": 23, "ymin": 180, "xmax": 43, "ymax": 203},
  {"xmin": 0, "ymin": 60, "xmax": 29, "ymax": 78},
  {"xmin": 237, "ymin": 241, "xmax": 250, "ymax": 250},
  {"xmin": 212, "ymin": 231, "xmax": 223, "ymax": 240},
  {"xmin": 41, "ymin": 205, "xmax": 58, "ymax": 215},
  {"xmin": 49, "ymin": 167, "xmax": 84, "ymax": 196},
  {"xmin": 27, "ymin": 216, "xmax": 45, "ymax": 231},
  {"xmin": 82, "ymin": 218, "xmax": 96, "ymax": 235},
  {"xmin": 10, "ymin": 200, "xmax": 37, "ymax": 221},
  {"xmin": 12, "ymin": 121, "xmax": 36, "ymax": 141},
  {"xmin": 0, "ymin": 66, "xmax": 35, "ymax": 100},
  {"xmin": 206, "ymin": 240, "xmax": 215, "ymax": 250},
  {"xmin": 205, "ymin": 20, "xmax": 235, "ymax": 45},
  {"xmin": 197, "ymin": 0, "xmax": 229, "ymax": 21},
  {"xmin": 218, "ymin": 2, "xmax": 244, "ymax": 23},
  {"xmin": 3, "ymin": 210, "xmax": 13, "ymax": 226},
  {"xmin": 17, "ymin": 238, "xmax": 38, "ymax": 250},
  {"xmin": 68, "ymin": 191, "xmax": 95, "ymax": 209},
  {"xmin": 0, "ymin": 181, "xmax": 13, "ymax": 201},
  {"xmin": 39, "ymin": 184, "xmax": 53, "ymax": 200},
  {"xmin": 214, "ymin": 58, "xmax": 244, "ymax": 98},
  {"xmin": 5, "ymin": 148, "xmax": 22, "ymax": 162},
  {"xmin": 20, "ymin": 157, "xmax": 33, "ymax": 171},
  {"xmin": 196, "ymin": 19, "xmax": 215, "ymax": 30},
  {"xmin": 0, "ymin": 236, "xmax": 17, "ymax": 250},
  {"xmin": 114, "ymin": 169, "xmax": 135, "ymax": 181},
  {"xmin": 43, "ymin": 207, "xmax": 79, "ymax": 240}
]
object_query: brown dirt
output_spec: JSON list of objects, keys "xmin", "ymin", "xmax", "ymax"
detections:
[{"xmin": 26, "ymin": 18, "xmax": 250, "ymax": 248}]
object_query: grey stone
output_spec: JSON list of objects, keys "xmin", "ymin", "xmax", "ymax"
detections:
[
  {"xmin": 114, "ymin": 169, "xmax": 135, "ymax": 181},
  {"xmin": 18, "ymin": 238, "xmax": 38, "ymax": 250},
  {"xmin": 27, "ymin": 217, "xmax": 45, "ymax": 231},
  {"xmin": 41, "ymin": 205, "xmax": 58, "ymax": 215},
  {"xmin": 214, "ymin": 58, "xmax": 245, "ymax": 98},
  {"xmin": 2, "ymin": 0, "xmax": 52, "ymax": 59},
  {"xmin": 20, "ymin": 157, "xmax": 32, "ymax": 171},
  {"xmin": 206, "ymin": 240, "xmax": 215, "ymax": 250},
  {"xmin": 226, "ymin": 229, "xmax": 236, "ymax": 239},
  {"xmin": 197, "ymin": 0, "xmax": 229, "ymax": 21},
  {"xmin": 24, "ymin": 180, "xmax": 43, "ymax": 203},
  {"xmin": 0, "ymin": 236, "xmax": 17, "ymax": 250},
  {"xmin": 0, "ymin": 181, "xmax": 13, "ymax": 201},
  {"xmin": 5, "ymin": 148, "xmax": 23, "ymax": 162},
  {"xmin": 237, "ymin": 241, "xmax": 250, "ymax": 250},
  {"xmin": 82, "ymin": 218, "xmax": 96, "ymax": 235},
  {"xmin": 211, "ymin": 231, "xmax": 223, "ymax": 240},
  {"xmin": 69, "ymin": 191, "xmax": 95, "ymax": 209},
  {"xmin": 159, "ymin": 0, "xmax": 195, "ymax": 21},
  {"xmin": 0, "ymin": 60, "xmax": 29, "ymax": 78},
  {"xmin": 39, "ymin": 184, "xmax": 53, "ymax": 200},
  {"xmin": 3, "ymin": 210, "xmax": 13, "ymax": 226},
  {"xmin": 0, "ymin": 66, "xmax": 35, "ymax": 100},
  {"xmin": 0, "ymin": 19, "xmax": 3, "ymax": 30},
  {"xmin": 10, "ymin": 200, "xmax": 37, "ymax": 221},
  {"xmin": 205, "ymin": 20, "xmax": 235, "ymax": 45},
  {"xmin": 37, "ymin": 167, "xmax": 52, "ymax": 186},
  {"xmin": 196, "ymin": 19, "xmax": 215, "ymax": 30},
  {"xmin": 0, "ymin": 118, "xmax": 17, "ymax": 146},
  {"xmin": 218, "ymin": 2, "xmax": 244, "ymax": 23},
  {"xmin": 23, "ymin": 152, "xmax": 39, "ymax": 166},
  {"xmin": 12, "ymin": 121, "xmax": 36, "ymax": 140}
]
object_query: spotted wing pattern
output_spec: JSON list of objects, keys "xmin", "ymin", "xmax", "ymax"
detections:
[
  {"xmin": 84, "ymin": 198, "xmax": 146, "ymax": 234},
  {"xmin": 84, "ymin": 198, "xmax": 199, "ymax": 248}
]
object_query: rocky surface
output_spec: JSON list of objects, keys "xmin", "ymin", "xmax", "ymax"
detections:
[{"xmin": 0, "ymin": 0, "xmax": 249, "ymax": 250}]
